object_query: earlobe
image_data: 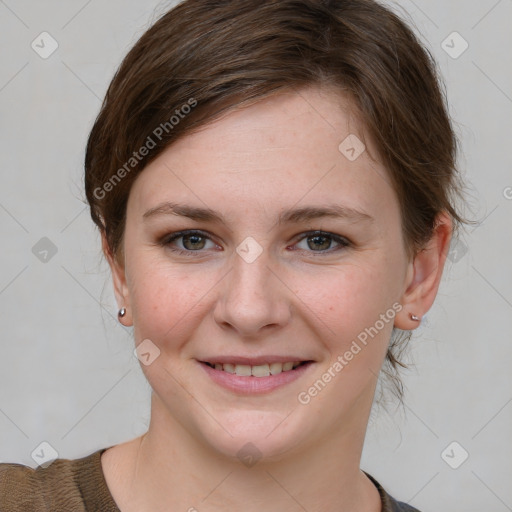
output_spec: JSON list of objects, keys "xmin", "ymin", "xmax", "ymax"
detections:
[
  {"xmin": 395, "ymin": 212, "xmax": 453, "ymax": 330},
  {"xmin": 101, "ymin": 232, "xmax": 133, "ymax": 326}
]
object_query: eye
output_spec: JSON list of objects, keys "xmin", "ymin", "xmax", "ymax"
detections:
[
  {"xmin": 159, "ymin": 229, "xmax": 351, "ymax": 257},
  {"xmin": 293, "ymin": 231, "xmax": 350, "ymax": 254},
  {"xmin": 160, "ymin": 230, "xmax": 218, "ymax": 254}
]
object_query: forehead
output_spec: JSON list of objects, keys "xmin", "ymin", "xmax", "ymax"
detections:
[{"xmin": 128, "ymin": 86, "xmax": 397, "ymax": 222}]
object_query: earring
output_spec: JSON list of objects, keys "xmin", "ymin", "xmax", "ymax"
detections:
[
  {"xmin": 118, "ymin": 307, "xmax": 127, "ymax": 321},
  {"xmin": 410, "ymin": 313, "xmax": 420, "ymax": 322}
]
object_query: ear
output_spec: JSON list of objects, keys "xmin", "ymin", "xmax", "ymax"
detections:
[
  {"xmin": 394, "ymin": 212, "xmax": 453, "ymax": 330},
  {"xmin": 102, "ymin": 232, "xmax": 133, "ymax": 326}
]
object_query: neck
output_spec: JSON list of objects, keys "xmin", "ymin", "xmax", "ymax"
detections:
[{"xmin": 103, "ymin": 391, "xmax": 382, "ymax": 512}]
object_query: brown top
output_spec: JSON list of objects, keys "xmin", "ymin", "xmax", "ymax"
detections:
[{"xmin": 0, "ymin": 447, "xmax": 420, "ymax": 511}]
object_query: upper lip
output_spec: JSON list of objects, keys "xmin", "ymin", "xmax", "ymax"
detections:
[{"xmin": 199, "ymin": 356, "xmax": 313, "ymax": 366}]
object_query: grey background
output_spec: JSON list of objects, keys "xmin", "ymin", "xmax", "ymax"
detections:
[{"xmin": 0, "ymin": 0, "xmax": 511, "ymax": 510}]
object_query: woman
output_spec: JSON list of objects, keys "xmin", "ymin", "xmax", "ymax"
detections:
[{"xmin": 0, "ymin": 0, "xmax": 467, "ymax": 510}]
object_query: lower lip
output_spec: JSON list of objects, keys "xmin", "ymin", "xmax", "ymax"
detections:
[{"xmin": 198, "ymin": 361, "xmax": 314, "ymax": 394}]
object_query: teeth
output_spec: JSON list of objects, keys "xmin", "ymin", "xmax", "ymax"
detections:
[
  {"xmin": 269, "ymin": 362, "xmax": 283, "ymax": 375},
  {"xmin": 209, "ymin": 361, "xmax": 304, "ymax": 377},
  {"xmin": 223, "ymin": 363, "xmax": 236, "ymax": 374},
  {"xmin": 235, "ymin": 364, "xmax": 252, "ymax": 377}
]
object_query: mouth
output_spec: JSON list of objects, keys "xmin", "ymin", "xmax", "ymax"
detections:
[
  {"xmin": 201, "ymin": 360, "xmax": 311, "ymax": 377},
  {"xmin": 197, "ymin": 359, "xmax": 315, "ymax": 394}
]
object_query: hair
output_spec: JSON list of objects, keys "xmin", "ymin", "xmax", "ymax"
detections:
[{"xmin": 84, "ymin": 0, "xmax": 469, "ymax": 402}]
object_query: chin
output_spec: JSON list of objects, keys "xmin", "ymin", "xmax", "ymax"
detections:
[{"xmin": 196, "ymin": 408, "xmax": 310, "ymax": 464}]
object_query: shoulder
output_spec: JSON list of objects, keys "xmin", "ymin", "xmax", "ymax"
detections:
[
  {"xmin": 0, "ymin": 447, "xmax": 120, "ymax": 512},
  {"xmin": 364, "ymin": 472, "xmax": 422, "ymax": 512},
  {"xmin": 0, "ymin": 460, "xmax": 46, "ymax": 511}
]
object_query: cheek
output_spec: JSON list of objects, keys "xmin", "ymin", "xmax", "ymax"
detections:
[
  {"xmin": 294, "ymin": 262, "xmax": 399, "ymax": 397},
  {"xmin": 290, "ymin": 265, "xmax": 399, "ymax": 416},
  {"xmin": 127, "ymin": 256, "xmax": 216, "ymax": 349},
  {"xmin": 296, "ymin": 261, "xmax": 398, "ymax": 338}
]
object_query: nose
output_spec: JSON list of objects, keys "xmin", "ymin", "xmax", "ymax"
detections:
[{"xmin": 213, "ymin": 248, "xmax": 292, "ymax": 337}]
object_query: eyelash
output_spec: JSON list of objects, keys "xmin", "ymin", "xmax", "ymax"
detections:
[{"xmin": 158, "ymin": 229, "xmax": 351, "ymax": 257}]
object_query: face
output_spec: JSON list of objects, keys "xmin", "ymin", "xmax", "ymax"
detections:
[{"xmin": 111, "ymin": 86, "xmax": 416, "ymax": 462}]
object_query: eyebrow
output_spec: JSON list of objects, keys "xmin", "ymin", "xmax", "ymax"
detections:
[{"xmin": 143, "ymin": 201, "xmax": 374, "ymax": 225}]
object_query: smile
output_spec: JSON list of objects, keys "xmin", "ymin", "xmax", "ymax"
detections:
[
  {"xmin": 203, "ymin": 361, "xmax": 307, "ymax": 377},
  {"xmin": 198, "ymin": 360, "xmax": 314, "ymax": 394}
]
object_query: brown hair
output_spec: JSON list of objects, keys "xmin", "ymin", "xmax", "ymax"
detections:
[{"xmin": 84, "ymin": 0, "xmax": 468, "ymax": 401}]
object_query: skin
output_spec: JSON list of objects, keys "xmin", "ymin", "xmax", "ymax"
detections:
[{"xmin": 100, "ymin": 86, "xmax": 452, "ymax": 512}]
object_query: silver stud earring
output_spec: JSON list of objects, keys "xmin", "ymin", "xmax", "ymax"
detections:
[
  {"xmin": 410, "ymin": 313, "xmax": 420, "ymax": 322},
  {"xmin": 118, "ymin": 307, "xmax": 127, "ymax": 321}
]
